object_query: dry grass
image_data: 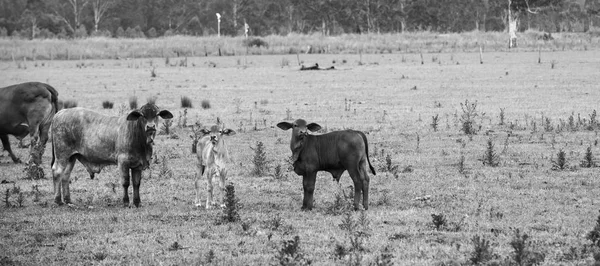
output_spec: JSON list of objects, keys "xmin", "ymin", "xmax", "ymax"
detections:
[
  {"xmin": 1, "ymin": 50, "xmax": 600, "ymax": 265},
  {"xmin": 0, "ymin": 31, "xmax": 599, "ymax": 61}
]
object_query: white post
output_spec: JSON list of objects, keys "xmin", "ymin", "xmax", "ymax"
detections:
[{"xmin": 216, "ymin": 13, "xmax": 221, "ymax": 37}]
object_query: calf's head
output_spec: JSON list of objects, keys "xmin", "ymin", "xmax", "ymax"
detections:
[
  {"xmin": 277, "ymin": 119, "xmax": 322, "ymax": 162},
  {"xmin": 200, "ymin": 124, "xmax": 236, "ymax": 146},
  {"xmin": 126, "ymin": 103, "xmax": 173, "ymax": 144}
]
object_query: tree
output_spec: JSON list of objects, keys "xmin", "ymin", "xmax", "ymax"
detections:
[
  {"xmin": 507, "ymin": 0, "xmax": 564, "ymax": 48},
  {"xmin": 48, "ymin": 0, "xmax": 90, "ymax": 35},
  {"xmin": 585, "ymin": 0, "xmax": 600, "ymax": 30},
  {"xmin": 91, "ymin": 0, "xmax": 114, "ymax": 32}
]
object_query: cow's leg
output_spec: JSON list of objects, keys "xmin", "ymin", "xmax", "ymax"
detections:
[
  {"xmin": 194, "ymin": 165, "xmax": 205, "ymax": 207},
  {"xmin": 53, "ymin": 157, "xmax": 75, "ymax": 205},
  {"xmin": 302, "ymin": 172, "xmax": 317, "ymax": 210},
  {"xmin": 1, "ymin": 134, "xmax": 20, "ymax": 163},
  {"xmin": 131, "ymin": 168, "xmax": 142, "ymax": 207},
  {"xmin": 218, "ymin": 167, "xmax": 227, "ymax": 208},
  {"xmin": 120, "ymin": 165, "xmax": 131, "ymax": 207},
  {"xmin": 206, "ymin": 169, "xmax": 215, "ymax": 209}
]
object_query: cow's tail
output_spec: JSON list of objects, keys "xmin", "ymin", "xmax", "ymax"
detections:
[
  {"xmin": 50, "ymin": 134, "xmax": 55, "ymax": 169},
  {"xmin": 358, "ymin": 131, "xmax": 376, "ymax": 175},
  {"xmin": 44, "ymin": 83, "xmax": 59, "ymax": 114}
]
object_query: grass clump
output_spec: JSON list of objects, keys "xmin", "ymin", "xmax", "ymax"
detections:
[
  {"xmin": 244, "ymin": 37, "xmax": 268, "ymax": 48},
  {"xmin": 102, "ymin": 100, "xmax": 114, "ymax": 109},
  {"xmin": 180, "ymin": 96, "xmax": 193, "ymax": 108}
]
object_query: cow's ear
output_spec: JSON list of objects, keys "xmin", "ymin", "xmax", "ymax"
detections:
[
  {"xmin": 277, "ymin": 122, "xmax": 293, "ymax": 130},
  {"xmin": 200, "ymin": 128, "xmax": 211, "ymax": 135},
  {"xmin": 307, "ymin": 123, "xmax": 322, "ymax": 132},
  {"xmin": 223, "ymin": 129, "xmax": 236, "ymax": 136},
  {"xmin": 158, "ymin": 110, "xmax": 173, "ymax": 119},
  {"xmin": 126, "ymin": 110, "xmax": 143, "ymax": 121}
]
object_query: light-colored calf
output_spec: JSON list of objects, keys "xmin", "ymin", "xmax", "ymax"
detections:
[{"xmin": 194, "ymin": 124, "xmax": 236, "ymax": 208}]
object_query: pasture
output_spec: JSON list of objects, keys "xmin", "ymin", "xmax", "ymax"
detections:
[{"xmin": 1, "ymin": 49, "xmax": 600, "ymax": 265}]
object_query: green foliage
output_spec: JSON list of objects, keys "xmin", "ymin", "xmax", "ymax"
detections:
[
  {"xmin": 509, "ymin": 229, "xmax": 545, "ymax": 266},
  {"xmin": 469, "ymin": 235, "xmax": 494, "ymax": 265},
  {"xmin": 274, "ymin": 236, "xmax": 310, "ymax": 266},
  {"xmin": 587, "ymin": 211, "xmax": 600, "ymax": 248},
  {"xmin": 251, "ymin": 141, "xmax": 269, "ymax": 176},
  {"xmin": 244, "ymin": 38, "xmax": 268, "ymax": 48},
  {"xmin": 482, "ymin": 138, "xmax": 500, "ymax": 167},
  {"xmin": 201, "ymin": 100, "xmax": 211, "ymax": 109},
  {"xmin": 180, "ymin": 96, "xmax": 193, "ymax": 108},
  {"xmin": 431, "ymin": 213, "xmax": 447, "ymax": 230},
  {"xmin": 431, "ymin": 114, "xmax": 439, "ymax": 131},
  {"xmin": 129, "ymin": 96, "xmax": 138, "ymax": 110},
  {"xmin": 102, "ymin": 100, "xmax": 114, "ymax": 109},
  {"xmin": 581, "ymin": 146, "xmax": 596, "ymax": 168},
  {"xmin": 460, "ymin": 100, "xmax": 479, "ymax": 135},
  {"xmin": 221, "ymin": 184, "xmax": 241, "ymax": 223},
  {"xmin": 552, "ymin": 149, "xmax": 568, "ymax": 170}
]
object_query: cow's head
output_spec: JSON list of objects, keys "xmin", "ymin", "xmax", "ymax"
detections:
[
  {"xmin": 126, "ymin": 103, "xmax": 173, "ymax": 144},
  {"xmin": 277, "ymin": 119, "xmax": 321, "ymax": 162},
  {"xmin": 200, "ymin": 124, "xmax": 236, "ymax": 146}
]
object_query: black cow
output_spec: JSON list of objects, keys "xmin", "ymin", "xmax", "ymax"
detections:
[
  {"xmin": 0, "ymin": 82, "xmax": 58, "ymax": 164},
  {"xmin": 277, "ymin": 119, "xmax": 375, "ymax": 210},
  {"xmin": 51, "ymin": 103, "xmax": 173, "ymax": 207}
]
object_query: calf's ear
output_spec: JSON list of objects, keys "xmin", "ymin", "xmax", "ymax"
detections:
[
  {"xmin": 158, "ymin": 110, "xmax": 174, "ymax": 119},
  {"xmin": 126, "ymin": 110, "xmax": 144, "ymax": 121},
  {"xmin": 277, "ymin": 122, "xmax": 293, "ymax": 131},
  {"xmin": 223, "ymin": 129, "xmax": 236, "ymax": 136},
  {"xmin": 307, "ymin": 123, "xmax": 322, "ymax": 132}
]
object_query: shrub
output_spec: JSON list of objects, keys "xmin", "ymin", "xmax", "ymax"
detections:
[
  {"xmin": 62, "ymin": 100, "xmax": 78, "ymax": 109},
  {"xmin": 581, "ymin": 146, "xmax": 595, "ymax": 168},
  {"xmin": 552, "ymin": 149, "xmax": 568, "ymax": 170},
  {"xmin": 431, "ymin": 213, "xmax": 447, "ymax": 230},
  {"xmin": 221, "ymin": 184, "xmax": 240, "ymax": 223},
  {"xmin": 244, "ymin": 37, "xmax": 268, "ymax": 48},
  {"xmin": 251, "ymin": 141, "xmax": 269, "ymax": 176},
  {"xmin": 102, "ymin": 100, "xmax": 114, "ymax": 109},
  {"xmin": 274, "ymin": 236, "xmax": 310, "ymax": 266},
  {"xmin": 201, "ymin": 99, "xmax": 211, "ymax": 109},
  {"xmin": 431, "ymin": 114, "xmax": 439, "ymax": 131},
  {"xmin": 460, "ymin": 99, "xmax": 479, "ymax": 136},
  {"xmin": 587, "ymin": 211, "xmax": 600, "ymax": 247},
  {"xmin": 129, "ymin": 96, "xmax": 138, "ymax": 110},
  {"xmin": 180, "ymin": 96, "xmax": 193, "ymax": 108},
  {"xmin": 469, "ymin": 235, "xmax": 494, "ymax": 265},
  {"xmin": 509, "ymin": 229, "xmax": 545, "ymax": 266},
  {"xmin": 482, "ymin": 138, "xmax": 499, "ymax": 167}
]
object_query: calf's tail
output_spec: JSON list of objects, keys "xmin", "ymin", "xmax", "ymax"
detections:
[{"xmin": 357, "ymin": 131, "xmax": 376, "ymax": 175}]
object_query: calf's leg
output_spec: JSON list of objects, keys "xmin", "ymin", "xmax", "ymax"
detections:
[
  {"xmin": 194, "ymin": 165, "xmax": 205, "ymax": 207},
  {"xmin": 302, "ymin": 172, "xmax": 317, "ymax": 210},
  {"xmin": 206, "ymin": 169, "xmax": 215, "ymax": 209},
  {"xmin": 132, "ymin": 168, "xmax": 142, "ymax": 207},
  {"xmin": 120, "ymin": 165, "xmax": 131, "ymax": 207}
]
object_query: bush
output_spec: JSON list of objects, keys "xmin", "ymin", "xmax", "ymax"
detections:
[
  {"xmin": 552, "ymin": 149, "xmax": 568, "ymax": 170},
  {"xmin": 129, "ymin": 96, "xmax": 138, "ymax": 110},
  {"xmin": 201, "ymin": 99, "xmax": 211, "ymax": 109},
  {"xmin": 244, "ymin": 37, "xmax": 268, "ymax": 48},
  {"xmin": 102, "ymin": 100, "xmax": 114, "ymax": 109},
  {"xmin": 61, "ymin": 100, "xmax": 78, "ymax": 109},
  {"xmin": 146, "ymin": 27, "xmax": 158, "ymax": 38},
  {"xmin": 180, "ymin": 96, "xmax": 193, "ymax": 108},
  {"xmin": 252, "ymin": 141, "xmax": 269, "ymax": 176},
  {"xmin": 460, "ymin": 99, "xmax": 479, "ymax": 135},
  {"xmin": 221, "ymin": 184, "xmax": 241, "ymax": 223},
  {"xmin": 470, "ymin": 235, "xmax": 494, "ymax": 265}
]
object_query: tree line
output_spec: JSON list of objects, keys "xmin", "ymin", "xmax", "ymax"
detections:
[{"xmin": 1, "ymin": 0, "xmax": 599, "ymax": 39}]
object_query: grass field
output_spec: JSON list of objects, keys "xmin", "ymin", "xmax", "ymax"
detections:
[{"xmin": 2, "ymin": 49, "xmax": 600, "ymax": 265}]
